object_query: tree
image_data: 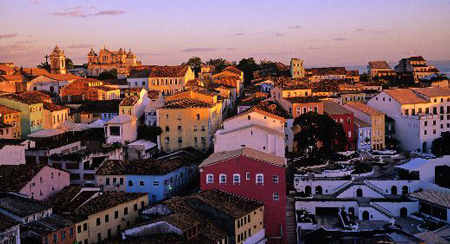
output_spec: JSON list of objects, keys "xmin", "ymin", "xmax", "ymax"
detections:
[
  {"xmin": 65, "ymin": 58, "xmax": 74, "ymax": 69},
  {"xmin": 360, "ymin": 72, "xmax": 370, "ymax": 82},
  {"xmin": 137, "ymin": 125, "xmax": 162, "ymax": 142},
  {"xmin": 206, "ymin": 58, "xmax": 231, "ymax": 73},
  {"xmin": 184, "ymin": 57, "xmax": 202, "ymax": 77},
  {"xmin": 432, "ymin": 132, "xmax": 450, "ymax": 156},
  {"xmin": 293, "ymin": 112, "xmax": 347, "ymax": 158},
  {"xmin": 37, "ymin": 62, "xmax": 50, "ymax": 72},
  {"xmin": 97, "ymin": 69, "xmax": 117, "ymax": 80},
  {"xmin": 237, "ymin": 57, "xmax": 259, "ymax": 85}
]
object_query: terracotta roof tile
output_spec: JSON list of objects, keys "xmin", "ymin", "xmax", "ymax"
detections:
[
  {"xmin": 368, "ymin": 61, "xmax": 391, "ymax": 70},
  {"xmin": 323, "ymin": 100, "xmax": 352, "ymax": 115},
  {"xmin": 0, "ymin": 105, "xmax": 19, "ymax": 115},
  {"xmin": 384, "ymin": 89, "xmax": 429, "ymax": 105},
  {"xmin": 162, "ymin": 99, "xmax": 213, "ymax": 109},
  {"xmin": 411, "ymin": 87, "xmax": 450, "ymax": 98},
  {"xmin": 0, "ymin": 165, "xmax": 47, "ymax": 192},
  {"xmin": 199, "ymin": 147, "xmax": 286, "ymax": 168},
  {"xmin": 129, "ymin": 65, "xmax": 189, "ymax": 78},
  {"xmin": 345, "ymin": 102, "xmax": 384, "ymax": 116},
  {"xmin": 43, "ymin": 103, "xmax": 69, "ymax": 112}
]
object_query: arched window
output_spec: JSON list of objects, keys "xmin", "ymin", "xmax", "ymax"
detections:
[
  {"xmin": 233, "ymin": 174, "xmax": 240, "ymax": 184},
  {"xmin": 256, "ymin": 174, "xmax": 264, "ymax": 184},
  {"xmin": 315, "ymin": 186, "xmax": 323, "ymax": 195},
  {"xmin": 206, "ymin": 174, "xmax": 213, "ymax": 184},
  {"xmin": 219, "ymin": 174, "xmax": 227, "ymax": 184}
]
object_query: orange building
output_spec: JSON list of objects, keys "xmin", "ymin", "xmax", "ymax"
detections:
[
  {"xmin": 284, "ymin": 96, "xmax": 324, "ymax": 118},
  {"xmin": 0, "ymin": 105, "xmax": 21, "ymax": 139},
  {"xmin": 60, "ymin": 78, "xmax": 120, "ymax": 102}
]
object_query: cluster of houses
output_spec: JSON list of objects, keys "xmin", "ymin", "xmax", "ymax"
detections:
[{"xmin": 0, "ymin": 45, "xmax": 449, "ymax": 244}]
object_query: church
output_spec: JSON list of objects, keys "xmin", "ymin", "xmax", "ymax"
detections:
[{"xmin": 87, "ymin": 47, "xmax": 141, "ymax": 77}]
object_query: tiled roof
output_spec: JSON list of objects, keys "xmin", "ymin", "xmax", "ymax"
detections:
[
  {"xmin": 0, "ymin": 65, "xmax": 17, "ymax": 74},
  {"xmin": 96, "ymin": 160, "xmax": 127, "ymax": 175},
  {"xmin": 76, "ymin": 100, "xmax": 121, "ymax": 114},
  {"xmin": 0, "ymin": 212, "xmax": 19, "ymax": 232},
  {"xmin": 409, "ymin": 56, "xmax": 426, "ymax": 62},
  {"xmin": 223, "ymin": 66, "xmax": 242, "ymax": 75},
  {"xmin": 225, "ymin": 104, "xmax": 286, "ymax": 123},
  {"xmin": 128, "ymin": 65, "xmax": 189, "ymax": 78},
  {"xmin": 345, "ymin": 102, "xmax": 384, "ymax": 116},
  {"xmin": 18, "ymin": 68, "xmax": 50, "ymax": 77},
  {"xmin": 409, "ymin": 190, "xmax": 450, "ymax": 209},
  {"xmin": 93, "ymin": 86, "xmax": 119, "ymax": 92},
  {"xmin": 0, "ymin": 165, "xmax": 47, "ymax": 192},
  {"xmin": 74, "ymin": 192, "xmax": 147, "ymax": 216},
  {"xmin": 0, "ymin": 93, "xmax": 44, "ymax": 105},
  {"xmin": 368, "ymin": 61, "xmax": 391, "ymax": 70},
  {"xmin": 309, "ymin": 67, "xmax": 346, "ymax": 76},
  {"xmin": 107, "ymin": 114, "xmax": 136, "ymax": 124},
  {"xmin": 212, "ymin": 71, "xmax": 241, "ymax": 79},
  {"xmin": 147, "ymin": 90, "xmax": 161, "ymax": 99},
  {"xmin": 46, "ymin": 186, "xmax": 98, "ymax": 213},
  {"xmin": 120, "ymin": 96, "xmax": 139, "ymax": 106},
  {"xmin": 24, "ymin": 215, "xmax": 73, "ymax": 235},
  {"xmin": 238, "ymin": 92, "xmax": 268, "ymax": 106},
  {"xmin": 43, "ymin": 102, "xmax": 69, "ymax": 112},
  {"xmin": 199, "ymin": 147, "xmax": 286, "ymax": 168},
  {"xmin": 384, "ymin": 89, "xmax": 428, "ymax": 105},
  {"xmin": 103, "ymin": 78, "xmax": 128, "ymax": 86},
  {"xmin": 0, "ymin": 105, "xmax": 19, "ymax": 114},
  {"xmin": 323, "ymin": 100, "xmax": 352, "ymax": 115},
  {"xmin": 42, "ymin": 73, "xmax": 80, "ymax": 81},
  {"xmin": 354, "ymin": 118, "xmax": 370, "ymax": 128},
  {"xmin": 285, "ymin": 96, "xmax": 322, "ymax": 104},
  {"xmin": 254, "ymin": 100, "xmax": 292, "ymax": 118},
  {"xmin": 0, "ymin": 75, "xmax": 23, "ymax": 81},
  {"xmin": 411, "ymin": 87, "xmax": 450, "ymax": 98},
  {"xmin": 193, "ymin": 190, "xmax": 263, "ymax": 218},
  {"xmin": 218, "ymin": 123, "xmax": 285, "ymax": 138},
  {"xmin": 280, "ymin": 84, "xmax": 309, "ymax": 90},
  {"xmin": 346, "ymin": 70, "xmax": 359, "ymax": 76},
  {"xmin": 0, "ymin": 193, "xmax": 52, "ymax": 218},
  {"xmin": 162, "ymin": 99, "xmax": 213, "ymax": 109}
]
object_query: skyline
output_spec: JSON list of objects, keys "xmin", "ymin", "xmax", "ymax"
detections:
[{"xmin": 1, "ymin": 0, "xmax": 450, "ymax": 67}]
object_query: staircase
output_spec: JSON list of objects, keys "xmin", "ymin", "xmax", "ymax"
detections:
[
  {"xmin": 364, "ymin": 180, "xmax": 386, "ymax": 196},
  {"xmin": 332, "ymin": 180, "xmax": 354, "ymax": 197},
  {"xmin": 370, "ymin": 202, "xmax": 394, "ymax": 219},
  {"xmin": 286, "ymin": 195, "xmax": 297, "ymax": 244}
]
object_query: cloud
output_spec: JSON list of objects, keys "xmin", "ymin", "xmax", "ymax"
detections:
[
  {"xmin": 0, "ymin": 34, "xmax": 18, "ymax": 39},
  {"xmin": 307, "ymin": 46, "xmax": 329, "ymax": 50},
  {"xmin": 68, "ymin": 43, "xmax": 91, "ymax": 49},
  {"xmin": 356, "ymin": 28, "xmax": 367, "ymax": 32},
  {"xmin": 373, "ymin": 30, "xmax": 388, "ymax": 34},
  {"xmin": 49, "ymin": 7, "xmax": 125, "ymax": 18},
  {"xmin": 275, "ymin": 33, "xmax": 286, "ymax": 37},
  {"xmin": 356, "ymin": 28, "xmax": 387, "ymax": 34},
  {"xmin": 332, "ymin": 37, "xmax": 346, "ymax": 41},
  {"xmin": 252, "ymin": 51, "xmax": 292, "ymax": 56},
  {"xmin": 289, "ymin": 25, "xmax": 302, "ymax": 30},
  {"xmin": 180, "ymin": 48, "xmax": 219, "ymax": 53},
  {"xmin": 231, "ymin": 33, "xmax": 244, "ymax": 36},
  {"xmin": 225, "ymin": 48, "xmax": 235, "ymax": 51}
]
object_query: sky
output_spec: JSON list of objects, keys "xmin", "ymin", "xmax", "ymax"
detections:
[{"xmin": 1, "ymin": 0, "xmax": 450, "ymax": 68}]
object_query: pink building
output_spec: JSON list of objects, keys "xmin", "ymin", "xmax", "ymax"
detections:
[{"xmin": 0, "ymin": 164, "xmax": 70, "ymax": 200}]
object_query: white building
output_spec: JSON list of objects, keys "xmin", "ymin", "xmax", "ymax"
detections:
[
  {"xmin": 0, "ymin": 140, "xmax": 34, "ymax": 165},
  {"xmin": 354, "ymin": 118, "xmax": 372, "ymax": 151},
  {"xmin": 119, "ymin": 89, "xmax": 150, "ymax": 120},
  {"xmin": 214, "ymin": 105, "xmax": 286, "ymax": 157},
  {"xmin": 144, "ymin": 92, "xmax": 165, "ymax": 127},
  {"xmin": 367, "ymin": 87, "xmax": 450, "ymax": 152},
  {"xmin": 105, "ymin": 114, "xmax": 137, "ymax": 144}
]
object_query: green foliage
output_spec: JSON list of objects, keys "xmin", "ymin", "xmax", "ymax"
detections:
[
  {"xmin": 65, "ymin": 58, "xmax": 74, "ymax": 69},
  {"xmin": 432, "ymin": 132, "xmax": 450, "ymax": 156},
  {"xmin": 137, "ymin": 124, "xmax": 162, "ymax": 142},
  {"xmin": 185, "ymin": 56, "xmax": 202, "ymax": 76},
  {"xmin": 237, "ymin": 57, "xmax": 259, "ymax": 84},
  {"xmin": 360, "ymin": 72, "xmax": 370, "ymax": 82},
  {"xmin": 293, "ymin": 112, "xmax": 347, "ymax": 158},
  {"xmin": 97, "ymin": 69, "xmax": 117, "ymax": 80},
  {"xmin": 352, "ymin": 162, "xmax": 373, "ymax": 174},
  {"xmin": 37, "ymin": 62, "xmax": 51, "ymax": 72},
  {"xmin": 206, "ymin": 58, "xmax": 231, "ymax": 73}
]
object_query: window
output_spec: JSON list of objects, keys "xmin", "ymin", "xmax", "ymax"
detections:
[
  {"xmin": 194, "ymin": 126, "xmax": 198, "ymax": 131},
  {"xmin": 256, "ymin": 174, "xmax": 264, "ymax": 184},
  {"xmin": 53, "ymin": 234, "xmax": 58, "ymax": 243},
  {"xmin": 201, "ymin": 126, "xmax": 206, "ymax": 131},
  {"xmin": 96, "ymin": 217, "xmax": 101, "ymax": 226},
  {"xmin": 109, "ymin": 126, "xmax": 120, "ymax": 136},
  {"xmin": 178, "ymin": 125, "xmax": 182, "ymax": 131},
  {"xmin": 206, "ymin": 174, "xmax": 214, "ymax": 184},
  {"xmin": 273, "ymin": 175, "xmax": 279, "ymax": 183},
  {"xmin": 196, "ymin": 114, "xmax": 200, "ymax": 120},
  {"xmin": 219, "ymin": 174, "xmax": 227, "ymax": 184},
  {"xmin": 165, "ymin": 126, "xmax": 170, "ymax": 132},
  {"xmin": 233, "ymin": 174, "xmax": 240, "ymax": 184},
  {"xmin": 69, "ymin": 227, "xmax": 74, "ymax": 237},
  {"xmin": 124, "ymin": 207, "xmax": 128, "ymax": 215},
  {"xmin": 273, "ymin": 193, "xmax": 280, "ymax": 201},
  {"xmin": 106, "ymin": 178, "xmax": 110, "ymax": 185},
  {"xmin": 105, "ymin": 214, "xmax": 109, "ymax": 223},
  {"xmin": 77, "ymin": 225, "xmax": 82, "ymax": 233},
  {"xmin": 178, "ymin": 137, "xmax": 182, "ymax": 143},
  {"xmin": 134, "ymin": 204, "xmax": 138, "ymax": 211},
  {"xmin": 83, "ymin": 223, "xmax": 87, "ymax": 231},
  {"xmin": 153, "ymin": 180, "xmax": 159, "ymax": 186},
  {"xmin": 139, "ymin": 181, "xmax": 145, "ymax": 186},
  {"xmin": 115, "ymin": 211, "xmax": 119, "ymax": 219},
  {"xmin": 246, "ymin": 172, "xmax": 250, "ymax": 180},
  {"xmin": 128, "ymin": 180, "xmax": 133, "ymax": 186}
]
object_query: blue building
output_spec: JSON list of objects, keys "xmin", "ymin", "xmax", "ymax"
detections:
[{"xmin": 97, "ymin": 148, "xmax": 203, "ymax": 203}]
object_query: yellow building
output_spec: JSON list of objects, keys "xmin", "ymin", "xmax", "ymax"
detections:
[
  {"xmin": 340, "ymin": 92, "xmax": 366, "ymax": 105},
  {"xmin": 0, "ymin": 93, "xmax": 44, "ymax": 137},
  {"xmin": 290, "ymin": 58, "xmax": 305, "ymax": 78},
  {"xmin": 87, "ymin": 47, "xmax": 140, "ymax": 77},
  {"xmin": 270, "ymin": 85, "xmax": 312, "ymax": 99},
  {"xmin": 157, "ymin": 88, "xmax": 222, "ymax": 152},
  {"xmin": 49, "ymin": 188, "xmax": 148, "ymax": 244},
  {"xmin": 43, "ymin": 103, "xmax": 70, "ymax": 129},
  {"xmin": 49, "ymin": 45, "xmax": 67, "ymax": 74},
  {"xmin": 344, "ymin": 102, "xmax": 385, "ymax": 150},
  {"xmin": 0, "ymin": 105, "xmax": 21, "ymax": 139}
]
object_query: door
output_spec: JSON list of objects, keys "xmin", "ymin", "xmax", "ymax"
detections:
[
  {"xmin": 356, "ymin": 188, "xmax": 363, "ymax": 197},
  {"xmin": 400, "ymin": 207, "xmax": 408, "ymax": 217},
  {"xmin": 362, "ymin": 211, "xmax": 370, "ymax": 220}
]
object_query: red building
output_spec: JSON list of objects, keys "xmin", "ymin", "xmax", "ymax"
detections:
[
  {"xmin": 323, "ymin": 100, "xmax": 355, "ymax": 151},
  {"xmin": 24, "ymin": 215, "xmax": 76, "ymax": 244},
  {"xmin": 199, "ymin": 147, "xmax": 287, "ymax": 244}
]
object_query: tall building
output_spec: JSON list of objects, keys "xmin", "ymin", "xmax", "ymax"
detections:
[
  {"xmin": 367, "ymin": 61, "xmax": 396, "ymax": 79},
  {"xmin": 49, "ymin": 45, "xmax": 67, "ymax": 74},
  {"xmin": 290, "ymin": 58, "xmax": 305, "ymax": 78},
  {"xmin": 87, "ymin": 47, "xmax": 140, "ymax": 77},
  {"xmin": 367, "ymin": 87, "xmax": 450, "ymax": 152},
  {"xmin": 394, "ymin": 56, "xmax": 440, "ymax": 82},
  {"xmin": 323, "ymin": 101, "xmax": 355, "ymax": 151}
]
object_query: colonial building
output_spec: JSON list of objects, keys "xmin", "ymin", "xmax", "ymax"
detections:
[
  {"xmin": 343, "ymin": 102, "xmax": 385, "ymax": 150},
  {"xmin": 119, "ymin": 89, "xmax": 150, "ymax": 119},
  {"xmin": 0, "ymin": 213, "xmax": 20, "ymax": 244},
  {"xmin": 290, "ymin": 58, "xmax": 305, "ymax": 79},
  {"xmin": 0, "ymin": 164, "xmax": 70, "ymax": 200},
  {"xmin": 27, "ymin": 73, "xmax": 80, "ymax": 95},
  {"xmin": 127, "ymin": 65, "xmax": 195, "ymax": 96},
  {"xmin": 367, "ymin": 61, "xmax": 396, "ymax": 79},
  {"xmin": 123, "ymin": 189, "xmax": 264, "ymax": 244},
  {"xmin": 60, "ymin": 78, "xmax": 120, "ymax": 102},
  {"xmin": 215, "ymin": 104, "xmax": 286, "ymax": 157},
  {"xmin": 212, "ymin": 66, "xmax": 244, "ymax": 95},
  {"xmin": 43, "ymin": 103, "xmax": 69, "ymax": 129},
  {"xmin": 74, "ymin": 100, "xmax": 121, "ymax": 123},
  {"xmin": 323, "ymin": 101, "xmax": 355, "ymax": 151},
  {"xmin": 0, "ymin": 105, "xmax": 21, "ymax": 139},
  {"xmin": 200, "ymin": 148, "xmax": 287, "ymax": 243},
  {"xmin": 24, "ymin": 215, "xmax": 76, "ymax": 244},
  {"xmin": 394, "ymin": 56, "xmax": 440, "ymax": 82},
  {"xmin": 87, "ymin": 47, "xmax": 140, "ymax": 77},
  {"xmin": 105, "ymin": 114, "xmax": 138, "ymax": 144},
  {"xmin": 157, "ymin": 89, "xmax": 223, "ymax": 152},
  {"xmin": 306, "ymin": 67, "xmax": 347, "ymax": 82},
  {"xmin": 0, "ymin": 93, "xmax": 44, "ymax": 137},
  {"xmin": 367, "ymin": 87, "xmax": 450, "ymax": 152},
  {"xmin": 354, "ymin": 118, "xmax": 372, "ymax": 151},
  {"xmin": 270, "ymin": 84, "xmax": 312, "ymax": 99},
  {"xmin": 49, "ymin": 45, "xmax": 67, "ymax": 75},
  {"xmin": 144, "ymin": 91, "xmax": 165, "ymax": 127}
]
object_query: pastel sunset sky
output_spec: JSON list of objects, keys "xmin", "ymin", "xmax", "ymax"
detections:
[{"xmin": 1, "ymin": 0, "xmax": 450, "ymax": 67}]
